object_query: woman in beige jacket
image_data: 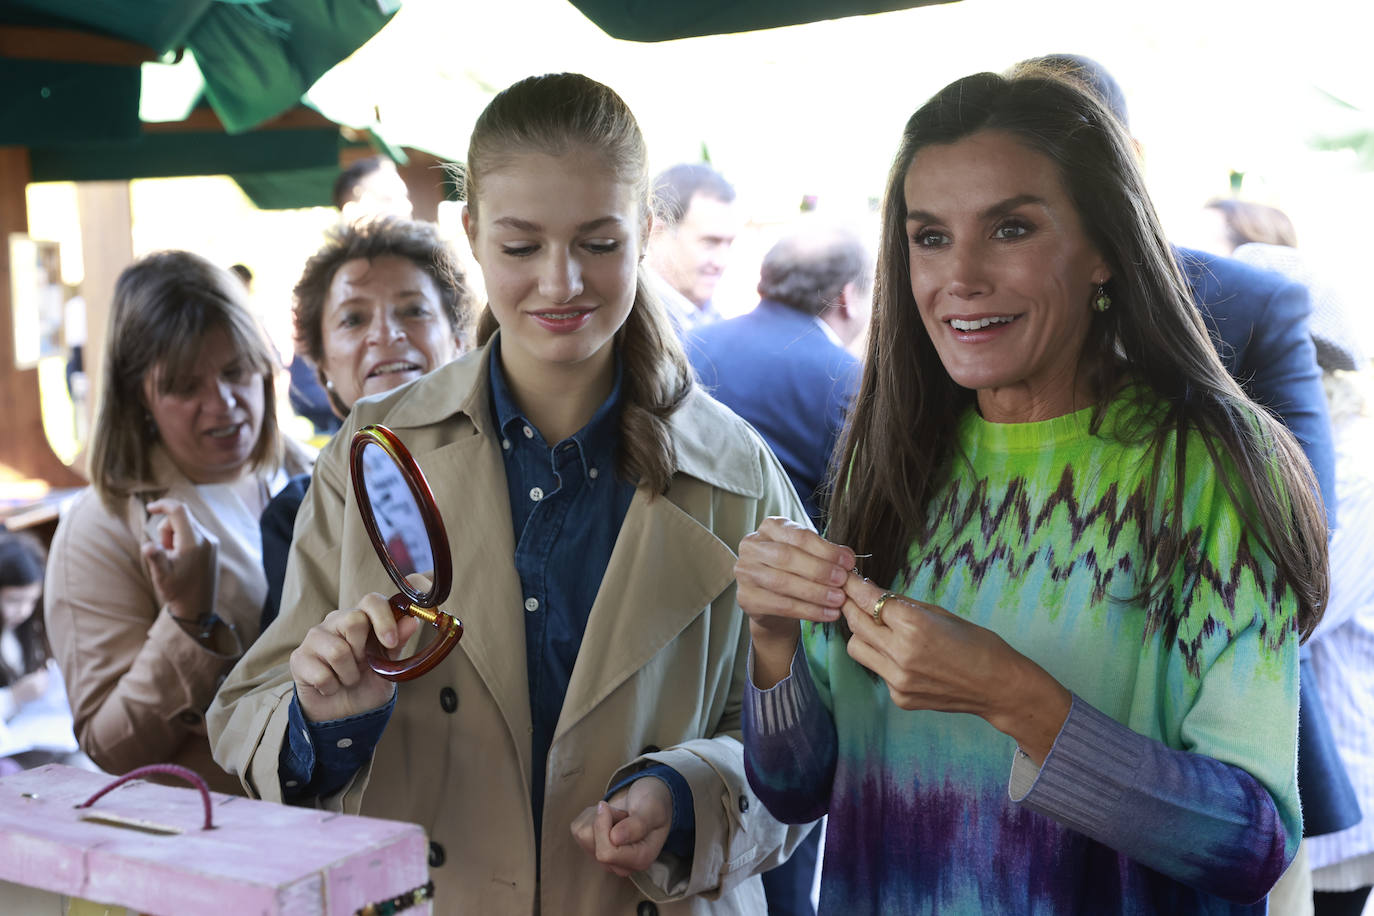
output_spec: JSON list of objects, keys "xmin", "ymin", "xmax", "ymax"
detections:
[
  {"xmin": 208, "ymin": 73, "xmax": 813, "ymax": 913},
  {"xmin": 45, "ymin": 251, "xmax": 313, "ymax": 794}
]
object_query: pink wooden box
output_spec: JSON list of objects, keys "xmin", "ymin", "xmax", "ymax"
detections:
[{"xmin": 0, "ymin": 764, "xmax": 431, "ymax": 916}]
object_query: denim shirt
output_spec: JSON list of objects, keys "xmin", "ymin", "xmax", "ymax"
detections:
[
  {"xmin": 280, "ymin": 342, "xmax": 694, "ymax": 858},
  {"xmin": 489, "ymin": 343, "xmax": 635, "ymax": 840}
]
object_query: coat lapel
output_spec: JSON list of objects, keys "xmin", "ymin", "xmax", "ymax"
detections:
[
  {"xmin": 367, "ymin": 345, "xmax": 536, "ymax": 758},
  {"xmin": 412, "ymin": 428, "xmax": 534, "ymax": 765},
  {"xmin": 554, "ymin": 481, "xmax": 737, "ymax": 742}
]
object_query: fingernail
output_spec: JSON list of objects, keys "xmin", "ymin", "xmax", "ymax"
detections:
[
  {"xmin": 382, "ymin": 632, "xmax": 396, "ymax": 648},
  {"xmin": 821, "ymin": 607, "xmax": 840, "ymax": 621},
  {"xmin": 827, "ymin": 589, "xmax": 844, "ymax": 606},
  {"xmin": 829, "ymin": 567, "xmax": 847, "ymax": 586}
]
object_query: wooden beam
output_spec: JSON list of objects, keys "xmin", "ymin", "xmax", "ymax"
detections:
[
  {"xmin": 0, "ymin": 26, "xmax": 159, "ymax": 68},
  {"xmin": 142, "ymin": 106, "xmax": 339, "ymax": 135}
]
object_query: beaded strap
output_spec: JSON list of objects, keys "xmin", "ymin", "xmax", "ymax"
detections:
[{"xmin": 355, "ymin": 879, "xmax": 435, "ymax": 916}]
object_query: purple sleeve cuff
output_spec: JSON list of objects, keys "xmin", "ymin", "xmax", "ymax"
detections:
[
  {"xmin": 742, "ymin": 640, "xmax": 835, "ymax": 824},
  {"xmin": 1011, "ymin": 694, "xmax": 1291, "ymax": 905}
]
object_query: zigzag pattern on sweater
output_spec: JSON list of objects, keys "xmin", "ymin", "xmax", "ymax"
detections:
[{"xmin": 906, "ymin": 464, "xmax": 1289, "ymax": 677}]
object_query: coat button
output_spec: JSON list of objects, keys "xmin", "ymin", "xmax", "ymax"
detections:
[
  {"xmin": 439, "ymin": 687, "xmax": 458, "ymax": 714},
  {"xmin": 738, "ymin": 795, "xmax": 749, "ymax": 813},
  {"xmin": 428, "ymin": 841, "xmax": 446, "ymax": 868},
  {"xmin": 636, "ymin": 902, "xmax": 658, "ymax": 916},
  {"xmin": 639, "ymin": 745, "xmax": 660, "ymax": 755}
]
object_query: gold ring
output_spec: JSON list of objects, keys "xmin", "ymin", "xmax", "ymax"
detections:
[{"xmin": 872, "ymin": 592, "xmax": 899, "ymax": 626}]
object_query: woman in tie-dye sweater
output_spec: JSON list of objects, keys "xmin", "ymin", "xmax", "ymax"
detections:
[{"xmin": 736, "ymin": 69, "xmax": 1329, "ymax": 915}]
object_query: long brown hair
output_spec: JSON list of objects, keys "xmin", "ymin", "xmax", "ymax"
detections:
[
  {"xmin": 461, "ymin": 73, "xmax": 692, "ymax": 494},
  {"xmin": 828, "ymin": 69, "xmax": 1327, "ymax": 639},
  {"xmin": 89, "ymin": 251, "xmax": 283, "ymax": 510}
]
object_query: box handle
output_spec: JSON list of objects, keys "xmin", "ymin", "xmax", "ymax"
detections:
[{"xmin": 76, "ymin": 764, "xmax": 214, "ymax": 830}]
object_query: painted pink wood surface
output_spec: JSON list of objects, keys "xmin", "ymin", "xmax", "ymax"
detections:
[{"xmin": 0, "ymin": 765, "xmax": 432, "ymax": 916}]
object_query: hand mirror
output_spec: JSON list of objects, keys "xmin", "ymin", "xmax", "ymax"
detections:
[{"xmin": 350, "ymin": 424, "xmax": 462, "ymax": 681}]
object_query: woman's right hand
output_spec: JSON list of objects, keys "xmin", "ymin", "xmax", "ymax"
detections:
[
  {"xmin": 289, "ymin": 593, "xmax": 421, "ymax": 722},
  {"xmin": 141, "ymin": 498, "xmax": 216, "ymax": 621},
  {"xmin": 735, "ymin": 517, "xmax": 854, "ymax": 687}
]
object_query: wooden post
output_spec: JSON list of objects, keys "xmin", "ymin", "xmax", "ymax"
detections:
[
  {"xmin": 74, "ymin": 180, "xmax": 133, "ymax": 449},
  {"xmin": 0, "ymin": 147, "xmax": 85, "ymax": 486}
]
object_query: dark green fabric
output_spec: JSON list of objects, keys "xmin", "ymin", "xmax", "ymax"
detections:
[
  {"xmin": 0, "ymin": 59, "xmax": 142, "ymax": 145},
  {"xmin": 2, "ymin": 0, "xmax": 395, "ymax": 133},
  {"xmin": 0, "ymin": 0, "xmax": 212, "ymax": 51},
  {"xmin": 568, "ymin": 0, "xmax": 955, "ymax": 41},
  {"xmin": 28, "ymin": 121, "xmax": 339, "ymax": 184},
  {"xmin": 188, "ymin": 1, "xmax": 395, "ymax": 132},
  {"xmin": 230, "ymin": 165, "xmax": 338, "ymax": 209}
]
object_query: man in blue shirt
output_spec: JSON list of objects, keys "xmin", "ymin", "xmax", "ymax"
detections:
[{"xmin": 687, "ymin": 223, "xmax": 872, "ymax": 525}]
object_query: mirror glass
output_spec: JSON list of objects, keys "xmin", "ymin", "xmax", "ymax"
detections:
[{"xmin": 358, "ymin": 439, "xmax": 435, "ymax": 586}]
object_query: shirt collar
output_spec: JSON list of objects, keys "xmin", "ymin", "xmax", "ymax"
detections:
[
  {"xmin": 811, "ymin": 314, "xmax": 844, "ymax": 347},
  {"xmin": 487, "ymin": 337, "xmax": 624, "ymax": 482},
  {"xmin": 351, "ymin": 335, "xmax": 771, "ymax": 500}
]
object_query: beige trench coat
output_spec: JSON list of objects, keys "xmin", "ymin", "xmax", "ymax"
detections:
[
  {"xmin": 208, "ymin": 343, "xmax": 815, "ymax": 915},
  {"xmin": 45, "ymin": 442, "xmax": 314, "ymax": 794}
]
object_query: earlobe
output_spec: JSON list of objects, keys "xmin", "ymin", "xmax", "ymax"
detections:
[{"xmin": 640, "ymin": 212, "xmax": 655, "ymax": 258}]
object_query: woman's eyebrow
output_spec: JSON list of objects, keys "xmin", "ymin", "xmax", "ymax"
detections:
[
  {"xmin": 905, "ymin": 194, "xmax": 1047, "ymax": 225},
  {"xmin": 491, "ymin": 215, "xmax": 625, "ymax": 232}
]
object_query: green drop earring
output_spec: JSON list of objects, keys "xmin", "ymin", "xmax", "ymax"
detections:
[{"xmin": 1093, "ymin": 284, "xmax": 1112, "ymax": 313}]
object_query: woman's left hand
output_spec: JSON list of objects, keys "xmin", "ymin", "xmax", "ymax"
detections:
[
  {"xmin": 840, "ymin": 574, "xmax": 1072, "ymax": 764},
  {"xmin": 570, "ymin": 777, "xmax": 673, "ymax": 878}
]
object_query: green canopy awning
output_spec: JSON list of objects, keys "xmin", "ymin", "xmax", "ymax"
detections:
[
  {"xmin": 567, "ymin": 0, "xmax": 955, "ymax": 41},
  {"xmin": 26, "ymin": 106, "xmax": 337, "ymax": 179},
  {"xmin": 20, "ymin": 102, "xmax": 388, "ymax": 210},
  {"xmin": 2, "ymin": 0, "xmax": 396, "ymax": 133},
  {"xmin": 1, "ymin": 1, "xmax": 401, "ymax": 210}
]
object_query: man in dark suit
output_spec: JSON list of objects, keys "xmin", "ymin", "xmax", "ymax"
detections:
[
  {"xmin": 1177, "ymin": 249, "xmax": 1336, "ymax": 518},
  {"xmin": 688, "ymin": 223, "xmax": 871, "ymax": 526},
  {"xmin": 686, "ymin": 223, "xmax": 872, "ymax": 915}
]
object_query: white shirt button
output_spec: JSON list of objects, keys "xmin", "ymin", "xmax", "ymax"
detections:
[
  {"xmin": 502, "ymin": 438, "xmax": 511, "ymax": 450},
  {"xmin": 529, "ymin": 487, "xmax": 543, "ymax": 502},
  {"xmin": 522, "ymin": 425, "xmax": 534, "ymax": 439},
  {"xmin": 336, "ymin": 737, "xmax": 353, "ymax": 749},
  {"xmin": 588, "ymin": 467, "xmax": 599, "ymax": 479},
  {"xmin": 524, "ymin": 597, "xmax": 539, "ymax": 612}
]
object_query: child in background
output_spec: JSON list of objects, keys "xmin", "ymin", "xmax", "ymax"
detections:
[{"xmin": 1, "ymin": 531, "xmax": 69, "ymax": 775}]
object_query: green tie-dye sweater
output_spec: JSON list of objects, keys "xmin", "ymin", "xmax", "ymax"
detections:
[{"xmin": 745, "ymin": 391, "xmax": 1302, "ymax": 914}]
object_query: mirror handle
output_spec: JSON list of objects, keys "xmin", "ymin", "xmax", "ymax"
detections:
[{"xmin": 365, "ymin": 593, "xmax": 464, "ymax": 682}]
